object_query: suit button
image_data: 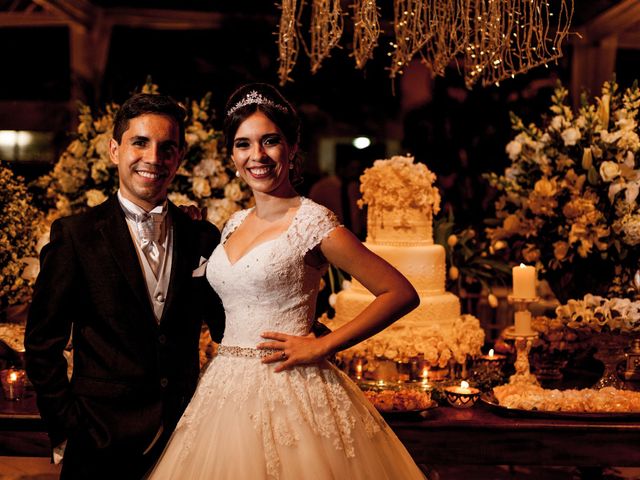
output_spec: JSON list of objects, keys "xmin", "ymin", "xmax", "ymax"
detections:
[
  {"xmin": 158, "ymin": 334, "xmax": 166, "ymax": 345},
  {"xmin": 155, "ymin": 293, "xmax": 165, "ymax": 303},
  {"xmin": 160, "ymin": 378, "xmax": 169, "ymax": 388}
]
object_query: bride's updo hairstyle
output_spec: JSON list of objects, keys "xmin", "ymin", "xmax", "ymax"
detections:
[{"xmin": 224, "ymin": 83, "xmax": 303, "ymax": 185}]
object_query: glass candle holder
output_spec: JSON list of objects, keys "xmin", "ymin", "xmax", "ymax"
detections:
[
  {"xmin": 444, "ymin": 381, "xmax": 481, "ymax": 408},
  {"xmin": 476, "ymin": 349, "xmax": 507, "ymax": 370},
  {"xmin": 1, "ymin": 368, "xmax": 26, "ymax": 401}
]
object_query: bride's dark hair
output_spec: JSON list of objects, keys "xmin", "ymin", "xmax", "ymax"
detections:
[{"xmin": 223, "ymin": 83, "xmax": 303, "ymax": 185}]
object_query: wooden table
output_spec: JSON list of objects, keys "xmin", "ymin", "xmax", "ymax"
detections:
[
  {"xmin": 388, "ymin": 403, "xmax": 640, "ymax": 469},
  {"xmin": 2, "ymin": 388, "xmax": 640, "ymax": 472},
  {"xmin": 0, "ymin": 390, "xmax": 50, "ymax": 456}
]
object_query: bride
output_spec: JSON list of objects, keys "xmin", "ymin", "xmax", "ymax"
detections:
[{"xmin": 149, "ymin": 83, "xmax": 425, "ymax": 479}]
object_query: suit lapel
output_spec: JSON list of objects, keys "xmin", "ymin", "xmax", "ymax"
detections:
[{"xmin": 98, "ymin": 197, "xmax": 155, "ymax": 320}]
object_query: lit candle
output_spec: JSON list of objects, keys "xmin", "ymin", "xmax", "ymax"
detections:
[
  {"xmin": 512, "ymin": 263, "xmax": 536, "ymax": 298},
  {"xmin": 515, "ymin": 310, "xmax": 533, "ymax": 335},
  {"xmin": 480, "ymin": 348, "xmax": 506, "ymax": 361},
  {"xmin": 1, "ymin": 368, "xmax": 25, "ymax": 401},
  {"xmin": 458, "ymin": 380, "xmax": 471, "ymax": 394},
  {"xmin": 421, "ymin": 367, "xmax": 429, "ymax": 387},
  {"xmin": 377, "ymin": 380, "xmax": 385, "ymax": 387},
  {"xmin": 355, "ymin": 362, "xmax": 363, "ymax": 380}
]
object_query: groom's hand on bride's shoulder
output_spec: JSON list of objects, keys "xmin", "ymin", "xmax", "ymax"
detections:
[{"xmin": 179, "ymin": 205, "xmax": 208, "ymax": 221}]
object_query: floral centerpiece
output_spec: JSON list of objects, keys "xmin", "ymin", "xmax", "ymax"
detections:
[
  {"xmin": 323, "ymin": 313, "xmax": 485, "ymax": 372},
  {"xmin": 554, "ymin": 293, "xmax": 640, "ymax": 388},
  {"xmin": 34, "ymin": 80, "xmax": 252, "ymax": 229},
  {"xmin": 358, "ymin": 155, "xmax": 441, "ymax": 214},
  {"xmin": 555, "ymin": 293, "xmax": 640, "ymax": 335},
  {"xmin": 486, "ymin": 80, "xmax": 640, "ymax": 301},
  {"xmin": 0, "ymin": 164, "xmax": 44, "ymax": 310}
]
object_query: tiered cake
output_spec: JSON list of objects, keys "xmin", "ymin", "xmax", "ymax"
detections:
[{"xmin": 328, "ymin": 156, "xmax": 484, "ymax": 368}]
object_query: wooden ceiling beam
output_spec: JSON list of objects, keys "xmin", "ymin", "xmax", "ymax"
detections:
[
  {"xmin": 30, "ymin": 0, "xmax": 96, "ymax": 29},
  {"xmin": 103, "ymin": 8, "xmax": 275, "ymax": 30},
  {"xmin": 575, "ymin": 0, "xmax": 640, "ymax": 44},
  {"xmin": 0, "ymin": 11, "xmax": 67, "ymax": 27},
  {"xmin": 618, "ymin": 24, "xmax": 640, "ymax": 50}
]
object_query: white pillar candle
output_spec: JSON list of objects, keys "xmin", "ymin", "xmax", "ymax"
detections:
[
  {"xmin": 514, "ymin": 310, "xmax": 532, "ymax": 335},
  {"xmin": 512, "ymin": 263, "xmax": 536, "ymax": 298}
]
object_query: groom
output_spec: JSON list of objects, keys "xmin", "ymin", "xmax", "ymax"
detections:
[{"xmin": 25, "ymin": 93, "xmax": 224, "ymax": 479}]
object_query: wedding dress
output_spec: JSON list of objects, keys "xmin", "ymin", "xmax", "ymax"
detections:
[{"xmin": 149, "ymin": 197, "xmax": 425, "ymax": 479}]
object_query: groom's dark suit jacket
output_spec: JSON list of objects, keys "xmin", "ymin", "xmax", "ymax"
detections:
[{"xmin": 25, "ymin": 196, "xmax": 223, "ymax": 468}]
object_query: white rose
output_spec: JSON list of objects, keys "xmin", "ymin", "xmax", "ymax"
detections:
[
  {"xmin": 193, "ymin": 158, "xmax": 217, "ymax": 177},
  {"xmin": 192, "ymin": 176, "xmax": 212, "ymax": 198},
  {"xmin": 168, "ymin": 192, "xmax": 197, "ymax": 207},
  {"xmin": 505, "ymin": 140, "xmax": 522, "ymax": 160},
  {"xmin": 209, "ymin": 172, "xmax": 230, "ymax": 190},
  {"xmin": 86, "ymin": 189, "xmax": 108, "ymax": 207},
  {"xmin": 622, "ymin": 215, "xmax": 640, "ymax": 245},
  {"xmin": 561, "ymin": 127, "xmax": 581, "ymax": 146},
  {"xmin": 20, "ymin": 257, "xmax": 40, "ymax": 282},
  {"xmin": 550, "ymin": 116, "xmax": 564, "ymax": 130},
  {"xmin": 599, "ymin": 161, "xmax": 621, "ymax": 182},
  {"xmin": 224, "ymin": 181, "xmax": 244, "ymax": 202}
]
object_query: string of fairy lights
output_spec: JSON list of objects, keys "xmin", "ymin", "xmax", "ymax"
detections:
[{"xmin": 277, "ymin": 0, "xmax": 574, "ymax": 88}]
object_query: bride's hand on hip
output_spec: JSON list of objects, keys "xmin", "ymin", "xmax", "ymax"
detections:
[{"xmin": 258, "ymin": 332, "xmax": 330, "ymax": 372}]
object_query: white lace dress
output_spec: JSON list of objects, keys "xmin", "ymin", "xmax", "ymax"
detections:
[{"xmin": 149, "ymin": 197, "xmax": 425, "ymax": 480}]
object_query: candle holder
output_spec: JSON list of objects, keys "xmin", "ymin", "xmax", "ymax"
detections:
[
  {"xmin": 0, "ymin": 368, "xmax": 26, "ymax": 401},
  {"xmin": 505, "ymin": 295, "xmax": 540, "ymax": 386},
  {"xmin": 443, "ymin": 381, "xmax": 481, "ymax": 408},
  {"xmin": 476, "ymin": 349, "xmax": 507, "ymax": 370}
]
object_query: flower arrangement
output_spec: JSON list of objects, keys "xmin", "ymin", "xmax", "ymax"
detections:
[
  {"xmin": 555, "ymin": 293, "xmax": 640, "ymax": 335},
  {"xmin": 434, "ymin": 213, "xmax": 512, "ymax": 302},
  {"xmin": 35, "ymin": 80, "xmax": 252, "ymax": 229},
  {"xmin": 323, "ymin": 313, "xmax": 485, "ymax": 369},
  {"xmin": 0, "ymin": 164, "xmax": 44, "ymax": 307},
  {"xmin": 486, "ymin": 80, "xmax": 640, "ymax": 300}
]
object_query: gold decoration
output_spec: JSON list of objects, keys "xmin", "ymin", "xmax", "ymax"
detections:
[
  {"xmin": 277, "ymin": 0, "xmax": 574, "ymax": 87},
  {"xmin": 389, "ymin": 0, "xmax": 429, "ymax": 79},
  {"xmin": 422, "ymin": 0, "xmax": 468, "ymax": 78},
  {"xmin": 300, "ymin": 0, "xmax": 344, "ymax": 74},
  {"xmin": 465, "ymin": 0, "xmax": 574, "ymax": 87},
  {"xmin": 277, "ymin": 0, "xmax": 301, "ymax": 86},
  {"xmin": 351, "ymin": 0, "xmax": 381, "ymax": 69}
]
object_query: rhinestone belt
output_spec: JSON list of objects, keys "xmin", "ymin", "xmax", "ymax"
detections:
[{"xmin": 218, "ymin": 345, "xmax": 278, "ymax": 359}]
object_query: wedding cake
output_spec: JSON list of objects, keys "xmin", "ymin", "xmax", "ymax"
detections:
[{"xmin": 327, "ymin": 156, "xmax": 484, "ymax": 369}]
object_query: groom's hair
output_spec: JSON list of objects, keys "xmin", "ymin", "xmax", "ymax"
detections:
[{"xmin": 112, "ymin": 93, "xmax": 187, "ymax": 148}]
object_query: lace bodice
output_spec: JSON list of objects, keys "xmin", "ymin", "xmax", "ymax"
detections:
[{"xmin": 206, "ymin": 197, "xmax": 339, "ymax": 347}]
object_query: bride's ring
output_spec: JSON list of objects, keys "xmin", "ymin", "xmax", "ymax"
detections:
[{"xmin": 280, "ymin": 351, "xmax": 287, "ymax": 360}]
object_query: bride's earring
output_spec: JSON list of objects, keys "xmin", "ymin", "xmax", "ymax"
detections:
[{"xmin": 235, "ymin": 170, "xmax": 240, "ymax": 178}]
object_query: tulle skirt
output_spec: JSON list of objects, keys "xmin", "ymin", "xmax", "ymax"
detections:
[{"xmin": 148, "ymin": 354, "xmax": 425, "ymax": 479}]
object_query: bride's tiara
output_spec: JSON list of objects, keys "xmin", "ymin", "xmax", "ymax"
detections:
[{"xmin": 226, "ymin": 90, "xmax": 288, "ymax": 117}]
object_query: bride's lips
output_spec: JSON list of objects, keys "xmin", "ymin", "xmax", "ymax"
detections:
[{"xmin": 247, "ymin": 164, "xmax": 276, "ymax": 179}]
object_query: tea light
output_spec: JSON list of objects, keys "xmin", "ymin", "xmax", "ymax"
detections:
[
  {"xmin": 444, "ymin": 381, "xmax": 481, "ymax": 408},
  {"xmin": 478, "ymin": 349, "xmax": 506, "ymax": 366},
  {"xmin": 355, "ymin": 361, "xmax": 363, "ymax": 380},
  {"xmin": 421, "ymin": 366, "xmax": 430, "ymax": 388},
  {"xmin": 0, "ymin": 368, "xmax": 26, "ymax": 401}
]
